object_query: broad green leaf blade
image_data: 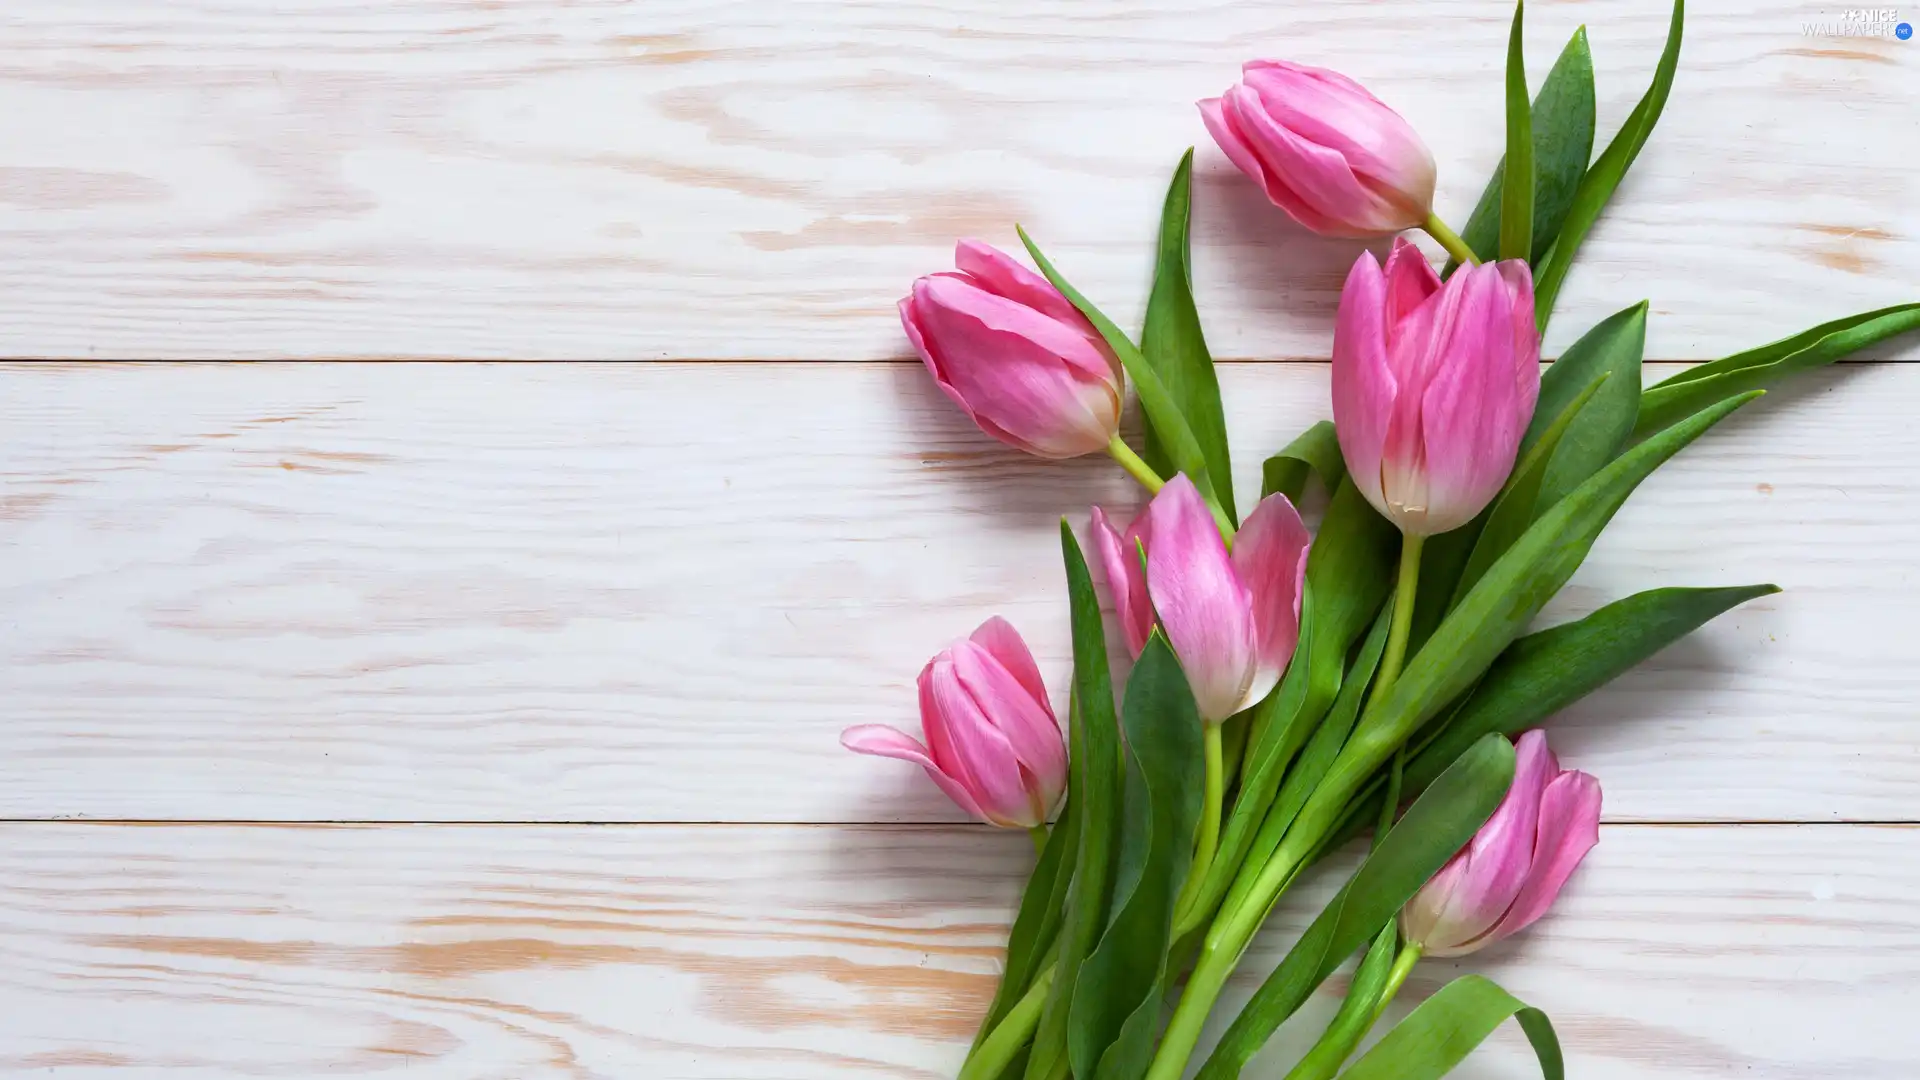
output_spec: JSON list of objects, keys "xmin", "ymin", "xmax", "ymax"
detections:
[
  {"xmin": 1025, "ymin": 524, "xmax": 1127, "ymax": 1080},
  {"xmin": 1286, "ymin": 393, "xmax": 1761, "ymax": 869},
  {"xmin": 1070, "ymin": 635, "xmax": 1205, "ymax": 1080},
  {"xmin": 1142, "ymin": 149, "xmax": 1237, "ymax": 523},
  {"xmin": 1534, "ymin": 0, "xmax": 1683, "ymax": 327},
  {"xmin": 1262, "ymin": 421, "xmax": 1347, "ymax": 503},
  {"xmin": 1451, "ymin": 27, "xmax": 1596, "ymax": 270},
  {"xmin": 1451, "ymin": 372, "xmax": 1610, "ymax": 605},
  {"xmin": 1499, "ymin": 0, "xmax": 1535, "ymax": 263},
  {"xmin": 1280, "ymin": 923, "xmax": 1399, "ymax": 1080},
  {"xmin": 1402, "ymin": 584, "xmax": 1778, "ymax": 799},
  {"xmin": 1340, "ymin": 975, "xmax": 1563, "ymax": 1080},
  {"xmin": 1406, "ymin": 513, "xmax": 1484, "ymax": 655},
  {"xmin": 1018, "ymin": 228, "xmax": 1230, "ymax": 530},
  {"xmin": 1182, "ymin": 481, "xmax": 1397, "ymax": 935},
  {"xmin": 1193, "ymin": 734, "xmax": 1518, "ymax": 1080},
  {"xmin": 974, "ymin": 793, "xmax": 1080, "ymax": 1051},
  {"xmin": 1527, "ymin": 301, "xmax": 1647, "ymax": 509},
  {"xmin": 1214, "ymin": 600, "xmax": 1392, "ymax": 930},
  {"xmin": 1635, "ymin": 303, "xmax": 1920, "ymax": 437}
]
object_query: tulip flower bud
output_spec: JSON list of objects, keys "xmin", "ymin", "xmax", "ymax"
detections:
[
  {"xmin": 1199, "ymin": 60, "xmax": 1437, "ymax": 238},
  {"xmin": 900, "ymin": 240, "xmax": 1124, "ymax": 460},
  {"xmin": 841, "ymin": 617, "xmax": 1067, "ymax": 829},
  {"xmin": 1332, "ymin": 238, "xmax": 1541, "ymax": 536},
  {"xmin": 1091, "ymin": 475, "xmax": 1310, "ymax": 724},
  {"xmin": 1401, "ymin": 731, "xmax": 1602, "ymax": 957}
]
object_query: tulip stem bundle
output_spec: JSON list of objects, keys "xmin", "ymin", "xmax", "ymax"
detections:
[{"xmin": 850, "ymin": 2, "xmax": 1920, "ymax": 1079}]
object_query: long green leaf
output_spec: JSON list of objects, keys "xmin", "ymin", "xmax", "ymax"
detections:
[
  {"xmin": 1025, "ymin": 524, "xmax": 1127, "ymax": 1080},
  {"xmin": 1182, "ymin": 482, "xmax": 1396, "ymax": 935},
  {"xmin": 1069, "ymin": 635, "xmax": 1205, "ymax": 1080},
  {"xmin": 1193, "ymin": 734, "xmax": 1518, "ymax": 1080},
  {"xmin": 1280, "ymin": 923, "xmax": 1399, "ymax": 1080},
  {"xmin": 1019, "ymin": 227, "xmax": 1229, "ymax": 530},
  {"xmin": 1451, "ymin": 27, "xmax": 1596, "ymax": 270},
  {"xmin": 1499, "ymin": 0, "xmax": 1534, "ymax": 263},
  {"xmin": 1636, "ymin": 303, "xmax": 1920, "ymax": 437},
  {"xmin": 1401, "ymin": 584, "xmax": 1777, "ymax": 800},
  {"xmin": 1142, "ymin": 149, "xmax": 1236, "ymax": 523},
  {"xmin": 1340, "ymin": 975, "xmax": 1563, "ymax": 1080},
  {"xmin": 1216, "ymin": 601, "xmax": 1392, "ymax": 926},
  {"xmin": 1262, "ymin": 421, "xmax": 1347, "ymax": 504},
  {"xmin": 1452, "ymin": 372, "xmax": 1608, "ymax": 605},
  {"xmin": 1528, "ymin": 301, "xmax": 1647, "ymax": 508},
  {"xmin": 974, "ymin": 793, "xmax": 1079, "ymax": 1052},
  {"xmin": 1534, "ymin": 0, "xmax": 1684, "ymax": 326}
]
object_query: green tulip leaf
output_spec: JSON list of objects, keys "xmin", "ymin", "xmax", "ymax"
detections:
[
  {"xmin": 1534, "ymin": 0, "xmax": 1684, "ymax": 327},
  {"xmin": 1019, "ymin": 228, "xmax": 1231, "ymax": 533},
  {"xmin": 1635, "ymin": 302, "xmax": 1920, "ymax": 438},
  {"xmin": 1025, "ymin": 523, "xmax": 1127, "ymax": 1080},
  {"xmin": 974, "ymin": 793, "xmax": 1080, "ymax": 1052},
  {"xmin": 1340, "ymin": 975, "xmax": 1563, "ymax": 1080},
  {"xmin": 1262, "ymin": 420, "xmax": 1348, "ymax": 504},
  {"xmin": 1193, "ymin": 734, "xmax": 1518, "ymax": 1080},
  {"xmin": 1142, "ymin": 149, "xmax": 1237, "ymax": 523},
  {"xmin": 1452, "ymin": 26, "xmax": 1595, "ymax": 270},
  {"xmin": 1499, "ymin": 0, "xmax": 1535, "ymax": 264},
  {"xmin": 1181, "ymin": 481, "xmax": 1397, "ymax": 936},
  {"xmin": 1069, "ymin": 634, "xmax": 1205, "ymax": 1080},
  {"xmin": 1279, "ymin": 922, "xmax": 1400, "ymax": 1080},
  {"xmin": 1401, "ymin": 583, "xmax": 1778, "ymax": 801},
  {"xmin": 1528, "ymin": 301, "xmax": 1647, "ymax": 507}
]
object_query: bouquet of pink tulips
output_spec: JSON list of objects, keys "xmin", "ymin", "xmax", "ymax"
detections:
[{"xmin": 846, "ymin": 3, "xmax": 1920, "ymax": 1078}]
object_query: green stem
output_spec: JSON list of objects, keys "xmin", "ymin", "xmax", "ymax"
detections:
[
  {"xmin": 1371, "ymin": 944, "xmax": 1423, "ymax": 1024},
  {"xmin": 1027, "ymin": 824, "xmax": 1049, "ymax": 857},
  {"xmin": 1368, "ymin": 533, "xmax": 1426, "ymax": 713},
  {"xmin": 1106, "ymin": 435, "xmax": 1165, "ymax": 494},
  {"xmin": 1173, "ymin": 723, "xmax": 1226, "ymax": 923},
  {"xmin": 1422, "ymin": 213, "xmax": 1480, "ymax": 268},
  {"xmin": 957, "ymin": 965, "xmax": 1055, "ymax": 1080}
]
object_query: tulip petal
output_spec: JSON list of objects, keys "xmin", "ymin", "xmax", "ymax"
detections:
[
  {"xmin": 1144, "ymin": 475, "xmax": 1257, "ymax": 723},
  {"xmin": 1224, "ymin": 84, "xmax": 1380, "ymax": 236},
  {"xmin": 1231, "ymin": 492, "xmax": 1311, "ymax": 699},
  {"xmin": 924, "ymin": 656, "xmax": 1036, "ymax": 827},
  {"xmin": 1200, "ymin": 95, "xmax": 1282, "ymax": 207},
  {"xmin": 1400, "ymin": 850, "xmax": 1471, "ymax": 951},
  {"xmin": 913, "ymin": 276, "xmax": 1122, "ymax": 458},
  {"xmin": 1416, "ymin": 261, "xmax": 1540, "ymax": 533},
  {"xmin": 841, "ymin": 722, "xmax": 989, "ymax": 822},
  {"xmin": 1091, "ymin": 506, "xmax": 1154, "ymax": 657},
  {"xmin": 1419, "ymin": 729, "xmax": 1555, "ymax": 951},
  {"xmin": 1478, "ymin": 769, "xmax": 1602, "ymax": 947},
  {"xmin": 1382, "ymin": 236, "xmax": 1442, "ymax": 329},
  {"xmin": 968, "ymin": 616, "xmax": 1050, "ymax": 712},
  {"xmin": 902, "ymin": 295, "xmax": 981, "ymax": 424},
  {"xmin": 1332, "ymin": 250, "xmax": 1396, "ymax": 519},
  {"xmin": 1241, "ymin": 60, "xmax": 1421, "ymax": 187},
  {"xmin": 953, "ymin": 239, "xmax": 1093, "ymax": 341},
  {"xmin": 950, "ymin": 639, "xmax": 1065, "ymax": 813}
]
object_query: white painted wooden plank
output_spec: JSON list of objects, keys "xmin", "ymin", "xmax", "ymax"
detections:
[
  {"xmin": 0, "ymin": 0, "xmax": 1912, "ymax": 361},
  {"xmin": 3, "ymin": 360, "xmax": 1914, "ymax": 822},
  {"xmin": 0, "ymin": 822, "xmax": 1911, "ymax": 1078}
]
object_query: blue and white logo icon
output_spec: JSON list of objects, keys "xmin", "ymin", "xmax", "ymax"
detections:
[{"xmin": 1898, "ymin": 21, "xmax": 1914, "ymax": 39}]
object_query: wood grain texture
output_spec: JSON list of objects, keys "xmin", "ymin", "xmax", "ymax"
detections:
[
  {"xmin": 5, "ymin": 358, "xmax": 1917, "ymax": 823},
  {"xmin": 0, "ymin": 0, "xmax": 1914, "ymax": 361},
  {"xmin": 1, "ymin": 822, "xmax": 1912, "ymax": 1079}
]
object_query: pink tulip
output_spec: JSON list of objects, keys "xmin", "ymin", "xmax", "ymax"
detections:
[
  {"xmin": 1200, "ymin": 60, "xmax": 1437, "ymax": 238},
  {"xmin": 841, "ymin": 617, "xmax": 1067, "ymax": 829},
  {"xmin": 1401, "ymin": 731, "xmax": 1602, "ymax": 957},
  {"xmin": 1091, "ymin": 475, "xmax": 1310, "ymax": 724},
  {"xmin": 1332, "ymin": 238, "xmax": 1540, "ymax": 536},
  {"xmin": 900, "ymin": 240, "xmax": 1124, "ymax": 460}
]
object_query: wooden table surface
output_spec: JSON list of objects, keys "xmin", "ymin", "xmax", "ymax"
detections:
[{"xmin": 2, "ymin": 2, "xmax": 1916, "ymax": 1077}]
